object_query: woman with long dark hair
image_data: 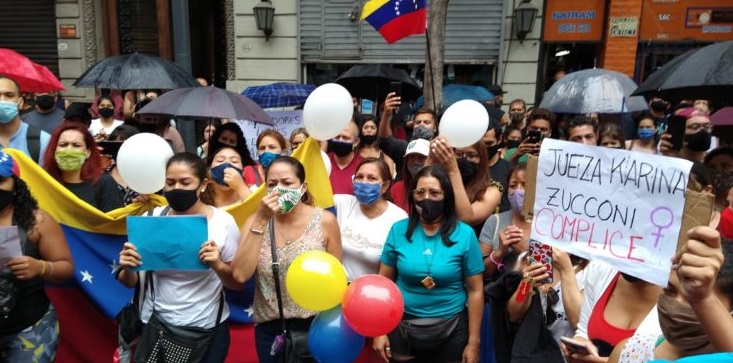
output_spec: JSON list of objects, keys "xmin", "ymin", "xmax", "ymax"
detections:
[
  {"xmin": 373, "ymin": 165, "xmax": 484, "ymax": 363},
  {"xmin": 0, "ymin": 151, "xmax": 74, "ymax": 362}
]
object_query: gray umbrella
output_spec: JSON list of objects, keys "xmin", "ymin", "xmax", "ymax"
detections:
[
  {"xmin": 540, "ymin": 68, "xmax": 648, "ymax": 114},
  {"xmin": 136, "ymin": 86, "xmax": 272, "ymax": 125}
]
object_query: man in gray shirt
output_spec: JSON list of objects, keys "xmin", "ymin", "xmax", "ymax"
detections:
[{"xmin": 22, "ymin": 92, "xmax": 64, "ymax": 133}]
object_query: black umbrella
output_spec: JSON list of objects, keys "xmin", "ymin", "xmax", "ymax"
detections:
[
  {"xmin": 335, "ymin": 64, "xmax": 422, "ymax": 103},
  {"xmin": 136, "ymin": 86, "xmax": 272, "ymax": 125},
  {"xmin": 632, "ymin": 41, "xmax": 733, "ymax": 101},
  {"xmin": 73, "ymin": 53, "xmax": 200, "ymax": 89}
]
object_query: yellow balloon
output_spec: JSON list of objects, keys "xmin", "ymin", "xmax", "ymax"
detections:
[{"xmin": 286, "ymin": 250, "xmax": 347, "ymax": 311}]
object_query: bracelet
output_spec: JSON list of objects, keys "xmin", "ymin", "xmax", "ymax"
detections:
[
  {"xmin": 249, "ymin": 227, "xmax": 264, "ymax": 235},
  {"xmin": 48, "ymin": 261, "xmax": 54, "ymax": 277},
  {"xmin": 489, "ymin": 252, "xmax": 505, "ymax": 272},
  {"xmin": 40, "ymin": 260, "xmax": 47, "ymax": 276}
]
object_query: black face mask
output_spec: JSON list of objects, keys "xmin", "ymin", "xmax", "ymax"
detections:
[
  {"xmin": 163, "ymin": 188, "xmax": 200, "ymax": 212},
  {"xmin": 505, "ymin": 140, "xmax": 521, "ymax": 150},
  {"xmin": 509, "ymin": 112, "xmax": 524, "ymax": 124},
  {"xmin": 99, "ymin": 108, "xmax": 115, "ymax": 119},
  {"xmin": 415, "ymin": 199, "xmax": 444, "ymax": 223},
  {"xmin": 650, "ymin": 101, "xmax": 668, "ymax": 113},
  {"xmin": 35, "ymin": 95, "xmax": 55, "ymax": 111},
  {"xmin": 621, "ymin": 272, "xmax": 643, "ymax": 284},
  {"xmin": 329, "ymin": 140, "xmax": 353, "ymax": 157},
  {"xmin": 408, "ymin": 163, "xmax": 423, "ymax": 177},
  {"xmin": 685, "ymin": 130, "xmax": 712, "ymax": 152},
  {"xmin": 137, "ymin": 122, "xmax": 158, "ymax": 134},
  {"xmin": 457, "ymin": 158, "xmax": 478, "ymax": 184},
  {"xmin": 486, "ymin": 144, "xmax": 500, "ymax": 159},
  {"xmin": 360, "ymin": 134, "xmax": 377, "ymax": 146},
  {"xmin": 412, "ymin": 126, "xmax": 435, "ymax": 141},
  {"xmin": 0, "ymin": 189, "xmax": 13, "ymax": 210}
]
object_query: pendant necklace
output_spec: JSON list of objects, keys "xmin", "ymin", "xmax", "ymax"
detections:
[{"xmin": 421, "ymin": 236, "xmax": 437, "ymax": 290}]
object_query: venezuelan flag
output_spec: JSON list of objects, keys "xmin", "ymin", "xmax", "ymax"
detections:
[
  {"xmin": 6, "ymin": 137, "xmax": 333, "ymax": 363},
  {"xmin": 362, "ymin": 0, "xmax": 427, "ymax": 44}
]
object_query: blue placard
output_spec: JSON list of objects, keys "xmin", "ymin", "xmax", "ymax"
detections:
[{"xmin": 127, "ymin": 215, "xmax": 209, "ymax": 271}]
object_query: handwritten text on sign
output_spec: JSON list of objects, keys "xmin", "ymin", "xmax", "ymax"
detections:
[
  {"xmin": 233, "ymin": 110, "xmax": 304, "ymax": 160},
  {"xmin": 530, "ymin": 139, "xmax": 692, "ymax": 287}
]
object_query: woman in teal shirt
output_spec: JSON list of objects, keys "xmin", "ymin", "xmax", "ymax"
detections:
[{"xmin": 374, "ymin": 165, "xmax": 485, "ymax": 363}]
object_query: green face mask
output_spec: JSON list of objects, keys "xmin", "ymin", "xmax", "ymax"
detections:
[
  {"xmin": 55, "ymin": 150, "xmax": 87, "ymax": 171},
  {"xmin": 271, "ymin": 185, "xmax": 304, "ymax": 214}
]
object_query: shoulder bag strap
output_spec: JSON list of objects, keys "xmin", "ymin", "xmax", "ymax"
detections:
[
  {"xmin": 269, "ymin": 219, "xmax": 287, "ymax": 333},
  {"xmin": 26, "ymin": 124, "xmax": 41, "ymax": 163}
]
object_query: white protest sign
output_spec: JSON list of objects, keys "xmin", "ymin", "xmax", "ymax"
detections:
[
  {"xmin": 530, "ymin": 138, "xmax": 693, "ymax": 287},
  {"xmin": 232, "ymin": 110, "xmax": 304, "ymax": 161}
]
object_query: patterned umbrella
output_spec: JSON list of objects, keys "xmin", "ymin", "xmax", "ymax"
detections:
[
  {"xmin": 136, "ymin": 86, "xmax": 272, "ymax": 125},
  {"xmin": 242, "ymin": 82, "xmax": 316, "ymax": 109},
  {"xmin": 0, "ymin": 48, "xmax": 65, "ymax": 93},
  {"xmin": 73, "ymin": 53, "xmax": 199, "ymax": 90}
]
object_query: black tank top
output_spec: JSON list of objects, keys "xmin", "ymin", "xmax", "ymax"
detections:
[{"xmin": 0, "ymin": 226, "xmax": 50, "ymax": 335}]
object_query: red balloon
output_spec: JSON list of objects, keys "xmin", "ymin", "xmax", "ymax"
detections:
[{"xmin": 342, "ymin": 274, "xmax": 404, "ymax": 337}]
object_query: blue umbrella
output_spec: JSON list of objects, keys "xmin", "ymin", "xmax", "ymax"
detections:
[
  {"xmin": 242, "ymin": 82, "xmax": 316, "ymax": 109},
  {"xmin": 413, "ymin": 84, "xmax": 495, "ymax": 110}
]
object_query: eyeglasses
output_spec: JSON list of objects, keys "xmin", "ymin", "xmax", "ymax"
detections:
[
  {"xmin": 454, "ymin": 151, "xmax": 479, "ymax": 160},
  {"xmin": 411, "ymin": 188, "xmax": 444, "ymax": 200},
  {"xmin": 686, "ymin": 123, "xmax": 712, "ymax": 132}
]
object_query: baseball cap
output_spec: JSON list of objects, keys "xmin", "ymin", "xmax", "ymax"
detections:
[
  {"xmin": 64, "ymin": 103, "xmax": 92, "ymax": 125},
  {"xmin": 405, "ymin": 139, "xmax": 430, "ymax": 157},
  {"xmin": 0, "ymin": 151, "xmax": 20, "ymax": 178},
  {"xmin": 488, "ymin": 85, "xmax": 507, "ymax": 95}
]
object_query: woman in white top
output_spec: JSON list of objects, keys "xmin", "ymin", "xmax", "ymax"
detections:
[
  {"xmin": 334, "ymin": 157, "xmax": 407, "ymax": 280},
  {"xmin": 89, "ymin": 96, "xmax": 123, "ymax": 141},
  {"xmin": 625, "ymin": 113, "xmax": 657, "ymax": 155},
  {"xmin": 116, "ymin": 152, "xmax": 243, "ymax": 363}
]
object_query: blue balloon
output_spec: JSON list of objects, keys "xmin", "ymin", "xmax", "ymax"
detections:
[{"xmin": 308, "ymin": 306, "xmax": 365, "ymax": 363}]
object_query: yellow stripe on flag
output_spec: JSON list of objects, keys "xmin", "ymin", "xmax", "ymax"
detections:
[{"xmin": 361, "ymin": 0, "xmax": 391, "ymax": 20}]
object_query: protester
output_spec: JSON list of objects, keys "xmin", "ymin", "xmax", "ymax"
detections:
[
  {"xmin": 373, "ymin": 165, "xmax": 484, "ymax": 363},
  {"xmin": 42, "ymin": 123, "xmax": 121, "ymax": 212},
  {"xmin": 289, "ymin": 127, "xmax": 309, "ymax": 151},
  {"xmin": 626, "ymin": 113, "xmax": 658, "ymax": 154},
  {"xmin": 197, "ymin": 120, "xmax": 221, "ymax": 159},
  {"xmin": 244, "ymin": 129, "xmax": 287, "ymax": 190},
  {"xmin": 610, "ymin": 227, "xmax": 733, "ymax": 362},
  {"xmin": 0, "ymin": 76, "xmax": 51, "ymax": 163},
  {"xmin": 63, "ymin": 103, "xmax": 93, "ymax": 128},
  {"xmin": 500, "ymin": 126, "xmax": 523, "ymax": 159},
  {"xmin": 334, "ymin": 157, "xmax": 407, "ymax": 279},
  {"xmin": 391, "ymin": 138, "xmax": 429, "ymax": 212},
  {"xmin": 378, "ymin": 91, "xmax": 437, "ymax": 173},
  {"xmin": 206, "ymin": 122, "xmax": 256, "ymax": 169},
  {"xmin": 0, "ymin": 151, "xmax": 74, "ymax": 362},
  {"xmin": 204, "ymin": 146, "xmax": 252, "ymax": 207},
  {"xmin": 505, "ymin": 108, "xmax": 555, "ymax": 164},
  {"xmin": 705, "ymin": 147, "xmax": 733, "ymax": 173},
  {"xmin": 231, "ymin": 156, "xmax": 342, "ymax": 363},
  {"xmin": 355, "ymin": 114, "xmax": 396, "ymax": 178},
  {"xmin": 429, "ymin": 136, "xmax": 502, "ymax": 235},
  {"xmin": 116, "ymin": 152, "xmax": 242, "ymax": 363},
  {"xmin": 90, "ymin": 89, "xmax": 124, "ymax": 119},
  {"xmin": 483, "ymin": 118, "xmax": 513, "ymax": 213},
  {"xmin": 660, "ymin": 108, "xmax": 711, "ymax": 163},
  {"xmin": 22, "ymin": 92, "xmax": 65, "ymax": 134},
  {"xmin": 489, "ymin": 85, "xmax": 507, "ymax": 108},
  {"xmin": 89, "ymin": 96, "xmax": 123, "ymax": 141},
  {"xmin": 328, "ymin": 121, "xmax": 363, "ymax": 195},
  {"xmin": 132, "ymin": 101, "xmax": 185, "ymax": 153},
  {"xmin": 598, "ymin": 122, "xmax": 625, "ymax": 149},
  {"xmin": 104, "ymin": 125, "xmax": 144, "ymax": 206},
  {"xmin": 566, "ymin": 116, "xmax": 599, "ymax": 145},
  {"xmin": 508, "ymin": 99, "xmax": 528, "ymax": 130}
]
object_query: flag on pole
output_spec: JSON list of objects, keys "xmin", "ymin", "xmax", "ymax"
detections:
[{"xmin": 362, "ymin": 0, "xmax": 427, "ymax": 44}]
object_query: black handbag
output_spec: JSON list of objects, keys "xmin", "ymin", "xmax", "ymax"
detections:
[
  {"xmin": 116, "ymin": 272, "xmax": 144, "ymax": 345},
  {"xmin": 398, "ymin": 313, "xmax": 461, "ymax": 350},
  {"xmin": 269, "ymin": 219, "xmax": 314, "ymax": 363},
  {"xmin": 134, "ymin": 272, "xmax": 224, "ymax": 363},
  {"xmin": 0, "ymin": 271, "xmax": 17, "ymax": 319}
]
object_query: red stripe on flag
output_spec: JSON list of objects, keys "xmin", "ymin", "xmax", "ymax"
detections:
[
  {"xmin": 378, "ymin": 8, "xmax": 427, "ymax": 44},
  {"xmin": 225, "ymin": 324, "xmax": 259, "ymax": 363}
]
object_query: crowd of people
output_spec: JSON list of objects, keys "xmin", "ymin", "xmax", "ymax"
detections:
[{"xmin": 0, "ymin": 70, "xmax": 731, "ymax": 363}]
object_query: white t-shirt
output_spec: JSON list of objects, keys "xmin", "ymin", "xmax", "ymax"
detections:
[
  {"xmin": 140, "ymin": 206, "xmax": 240, "ymax": 329},
  {"xmin": 89, "ymin": 118, "xmax": 124, "ymax": 138},
  {"xmin": 543, "ymin": 267, "xmax": 588, "ymax": 343},
  {"xmin": 334, "ymin": 194, "xmax": 408, "ymax": 280}
]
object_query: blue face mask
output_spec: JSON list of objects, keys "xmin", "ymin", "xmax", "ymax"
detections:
[
  {"xmin": 0, "ymin": 101, "xmax": 18, "ymax": 124},
  {"xmin": 353, "ymin": 181, "xmax": 382, "ymax": 205},
  {"xmin": 259, "ymin": 151, "xmax": 279, "ymax": 169},
  {"xmin": 210, "ymin": 162, "xmax": 243, "ymax": 186},
  {"xmin": 638, "ymin": 128, "xmax": 655, "ymax": 141}
]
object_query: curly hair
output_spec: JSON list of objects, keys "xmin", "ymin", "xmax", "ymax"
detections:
[{"xmin": 11, "ymin": 176, "xmax": 38, "ymax": 232}]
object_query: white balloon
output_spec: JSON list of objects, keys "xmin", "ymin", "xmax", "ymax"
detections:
[
  {"xmin": 320, "ymin": 150, "xmax": 332, "ymax": 176},
  {"xmin": 117, "ymin": 133, "xmax": 174, "ymax": 194},
  {"xmin": 303, "ymin": 83, "xmax": 353, "ymax": 141},
  {"xmin": 439, "ymin": 100, "xmax": 490, "ymax": 148}
]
